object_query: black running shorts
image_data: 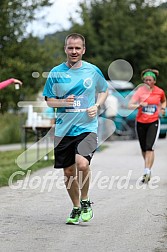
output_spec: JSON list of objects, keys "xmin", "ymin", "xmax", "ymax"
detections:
[
  {"xmin": 54, "ymin": 132, "xmax": 98, "ymax": 168},
  {"xmin": 136, "ymin": 119, "xmax": 160, "ymax": 152}
]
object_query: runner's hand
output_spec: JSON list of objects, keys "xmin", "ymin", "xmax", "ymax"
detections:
[
  {"xmin": 65, "ymin": 95, "xmax": 75, "ymax": 107},
  {"xmin": 13, "ymin": 79, "xmax": 23, "ymax": 85},
  {"xmin": 87, "ymin": 105, "xmax": 98, "ymax": 118}
]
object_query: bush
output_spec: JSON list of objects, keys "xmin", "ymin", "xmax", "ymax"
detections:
[{"xmin": 0, "ymin": 113, "xmax": 26, "ymax": 144}]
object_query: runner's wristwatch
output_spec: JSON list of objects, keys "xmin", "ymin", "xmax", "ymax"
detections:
[{"xmin": 95, "ymin": 103, "xmax": 100, "ymax": 108}]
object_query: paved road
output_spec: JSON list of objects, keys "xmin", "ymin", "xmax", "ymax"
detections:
[
  {"xmin": 0, "ymin": 143, "xmax": 23, "ymax": 152},
  {"xmin": 0, "ymin": 139, "xmax": 167, "ymax": 252}
]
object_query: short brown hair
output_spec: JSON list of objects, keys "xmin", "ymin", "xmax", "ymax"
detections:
[{"xmin": 65, "ymin": 33, "xmax": 85, "ymax": 47}]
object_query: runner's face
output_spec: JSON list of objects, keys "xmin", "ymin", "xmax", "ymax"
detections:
[
  {"xmin": 64, "ymin": 38, "xmax": 85, "ymax": 66},
  {"xmin": 144, "ymin": 76, "xmax": 156, "ymax": 88}
]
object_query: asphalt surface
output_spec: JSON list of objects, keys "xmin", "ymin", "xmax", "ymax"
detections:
[{"xmin": 0, "ymin": 139, "xmax": 167, "ymax": 252}]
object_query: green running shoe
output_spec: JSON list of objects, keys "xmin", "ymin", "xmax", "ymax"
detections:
[
  {"xmin": 141, "ymin": 173, "xmax": 151, "ymax": 183},
  {"xmin": 66, "ymin": 208, "xmax": 81, "ymax": 225},
  {"xmin": 80, "ymin": 199, "xmax": 93, "ymax": 222}
]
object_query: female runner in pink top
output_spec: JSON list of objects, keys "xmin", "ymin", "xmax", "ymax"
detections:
[{"xmin": 129, "ymin": 69, "xmax": 166, "ymax": 183}]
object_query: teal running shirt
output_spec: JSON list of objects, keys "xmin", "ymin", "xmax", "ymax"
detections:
[{"xmin": 43, "ymin": 61, "xmax": 108, "ymax": 137}]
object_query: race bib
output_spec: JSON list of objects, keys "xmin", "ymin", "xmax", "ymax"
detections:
[
  {"xmin": 142, "ymin": 105, "xmax": 157, "ymax": 115},
  {"xmin": 65, "ymin": 95, "xmax": 88, "ymax": 112}
]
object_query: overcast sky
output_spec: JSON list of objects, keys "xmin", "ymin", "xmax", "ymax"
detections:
[
  {"xmin": 27, "ymin": 0, "xmax": 167, "ymax": 38},
  {"xmin": 27, "ymin": 0, "xmax": 84, "ymax": 37}
]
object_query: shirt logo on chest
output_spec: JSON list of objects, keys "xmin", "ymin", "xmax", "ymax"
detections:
[{"xmin": 83, "ymin": 78, "xmax": 92, "ymax": 89}]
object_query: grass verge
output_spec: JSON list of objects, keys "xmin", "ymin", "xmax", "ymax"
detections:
[
  {"xmin": 0, "ymin": 144, "xmax": 108, "ymax": 188},
  {"xmin": 0, "ymin": 149, "xmax": 54, "ymax": 187}
]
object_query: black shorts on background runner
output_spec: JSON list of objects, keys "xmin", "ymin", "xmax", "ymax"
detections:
[
  {"xmin": 136, "ymin": 119, "xmax": 160, "ymax": 152},
  {"xmin": 54, "ymin": 132, "xmax": 98, "ymax": 168}
]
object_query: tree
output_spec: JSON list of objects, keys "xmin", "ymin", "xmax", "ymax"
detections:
[
  {"xmin": 69, "ymin": 0, "xmax": 167, "ymax": 89},
  {"xmin": 0, "ymin": 0, "xmax": 53, "ymax": 113}
]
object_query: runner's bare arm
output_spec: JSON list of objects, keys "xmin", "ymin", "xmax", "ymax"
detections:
[
  {"xmin": 87, "ymin": 89, "xmax": 108, "ymax": 118},
  {"xmin": 45, "ymin": 96, "xmax": 75, "ymax": 108}
]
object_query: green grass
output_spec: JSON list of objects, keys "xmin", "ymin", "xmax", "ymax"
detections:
[
  {"xmin": 0, "ymin": 113, "xmax": 26, "ymax": 144},
  {"xmin": 0, "ymin": 144, "xmax": 108, "ymax": 188},
  {"xmin": 0, "ymin": 149, "xmax": 54, "ymax": 187}
]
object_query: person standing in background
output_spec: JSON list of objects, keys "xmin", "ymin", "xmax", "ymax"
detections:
[{"xmin": 128, "ymin": 69, "xmax": 166, "ymax": 183}]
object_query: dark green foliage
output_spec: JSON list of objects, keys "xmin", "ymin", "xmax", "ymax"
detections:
[
  {"xmin": 0, "ymin": 0, "xmax": 54, "ymax": 113},
  {"xmin": 70, "ymin": 0, "xmax": 167, "ymax": 89},
  {"xmin": 0, "ymin": 113, "xmax": 23, "ymax": 144}
]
